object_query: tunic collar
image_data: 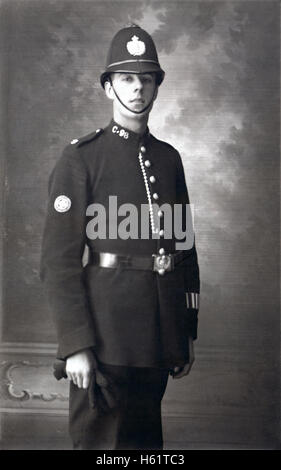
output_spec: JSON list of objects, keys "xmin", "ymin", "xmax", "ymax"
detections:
[{"xmin": 108, "ymin": 119, "xmax": 150, "ymax": 146}]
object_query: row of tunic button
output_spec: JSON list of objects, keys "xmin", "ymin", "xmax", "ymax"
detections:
[
  {"xmin": 138, "ymin": 145, "xmax": 164, "ymax": 238},
  {"xmin": 142, "ymin": 144, "xmax": 197, "ymax": 276}
]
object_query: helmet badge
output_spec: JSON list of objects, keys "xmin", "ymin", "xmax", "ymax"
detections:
[{"xmin": 126, "ymin": 35, "xmax": 146, "ymax": 56}]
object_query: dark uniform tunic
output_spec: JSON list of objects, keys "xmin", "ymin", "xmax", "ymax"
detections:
[{"xmin": 40, "ymin": 119, "xmax": 200, "ymax": 370}]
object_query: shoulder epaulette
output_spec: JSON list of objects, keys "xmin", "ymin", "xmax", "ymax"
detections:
[{"xmin": 70, "ymin": 128, "xmax": 104, "ymax": 148}]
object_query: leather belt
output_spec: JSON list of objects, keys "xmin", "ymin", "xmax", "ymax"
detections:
[{"xmin": 88, "ymin": 249, "xmax": 193, "ymax": 276}]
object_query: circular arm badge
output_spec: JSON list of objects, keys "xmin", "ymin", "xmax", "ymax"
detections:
[{"xmin": 54, "ymin": 195, "xmax": 72, "ymax": 213}]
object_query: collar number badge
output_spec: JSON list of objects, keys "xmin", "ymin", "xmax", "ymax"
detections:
[
  {"xmin": 126, "ymin": 35, "xmax": 146, "ymax": 56},
  {"xmin": 54, "ymin": 195, "xmax": 72, "ymax": 213}
]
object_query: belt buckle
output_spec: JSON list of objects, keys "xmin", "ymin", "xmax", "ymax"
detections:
[{"xmin": 153, "ymin": 254, "xmax": 173, "ymax": 276}]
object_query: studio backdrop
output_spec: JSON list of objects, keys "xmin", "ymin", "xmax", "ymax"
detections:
[{"xmin": 0, "ymin": 0, "xmax": 279, "ymax": 449}]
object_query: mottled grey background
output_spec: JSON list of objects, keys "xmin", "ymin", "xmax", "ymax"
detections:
[{"xmin": 0, "ymin": 0, "xmax": 280, "ymax": 448}]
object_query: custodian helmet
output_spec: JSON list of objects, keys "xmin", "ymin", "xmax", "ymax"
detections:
[{"xmin": 100, "ymin": 24, "xmax": 165, "ymax": 88}]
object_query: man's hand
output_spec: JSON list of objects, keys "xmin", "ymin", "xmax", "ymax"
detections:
[
  {"xmin": 66, "ymin": 348, "xmax": 97, "ymax": 389},
  {"xmin": 172, "ymin": 336, "xmax": 195, "ymax": 379}
]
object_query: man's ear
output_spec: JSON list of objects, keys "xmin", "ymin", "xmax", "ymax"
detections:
[{"xmin": 104, "ymin": 80, "xmax": 114, "ymax": 101}]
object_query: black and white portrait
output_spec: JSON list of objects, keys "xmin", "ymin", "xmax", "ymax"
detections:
[{"xmin": 0, "ymin": 0, "xmax": 279, "ymax": 451}]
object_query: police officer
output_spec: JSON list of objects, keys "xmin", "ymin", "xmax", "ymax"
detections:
[{"xmin": 40, "ymin": 24, "xmax": 200, "ymax": 450}]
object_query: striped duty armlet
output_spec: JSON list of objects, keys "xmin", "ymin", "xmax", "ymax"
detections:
[{"xmin": 186, "ymin": 292, "xmax": 200, "ymax": 310}]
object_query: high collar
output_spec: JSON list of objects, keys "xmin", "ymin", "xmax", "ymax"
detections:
[{"xmin": 107, "ymin": 119, "xmax": 150, "ymax": 146}]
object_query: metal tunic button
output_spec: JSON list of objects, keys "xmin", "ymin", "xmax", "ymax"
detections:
[
  {"xmin": 158, "ymin": 268, "xmax": 165, "ymax": 276},
  {"xmin": 71, "ymin": 139, "xmax": 78, "ymax": 144},
  {"xmin": 158, "ymin": 210, "xmax": 163, "ymax": 217},
  {"xmin": 149, "ymin": 176, "xmax": 156, "ymax": 183},
  {"xmin": 140, "ymin": 146, "xmax": 146, "ymax": 153},
  {"xmin": 159, "ymin": 248, "xmax": 165, "ymax": 255},
  {"xmin": 153, "ymin": 193, "xmax": 159, "ymax": 200},
  {"xmin": 159, "ymin": 229, "xmax": 164, "ymax": 237},
  {"xmin": 144, "ymin": 160, "xmax": 151, "ymax": 168}
]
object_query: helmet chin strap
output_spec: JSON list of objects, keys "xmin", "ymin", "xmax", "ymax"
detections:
[{"xmin": 109, "ymin": 78, "xmax": 156, "ymax": 115}]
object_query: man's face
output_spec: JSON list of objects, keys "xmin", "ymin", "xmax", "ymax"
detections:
[{"xmin": 105, "ymin": 72, "xmax": 158, "ymax": 117}]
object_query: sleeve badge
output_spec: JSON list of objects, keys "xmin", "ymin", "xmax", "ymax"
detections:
[{"xmin": 54, "ymin": 195, "xmax": 72, "ymax": 213}]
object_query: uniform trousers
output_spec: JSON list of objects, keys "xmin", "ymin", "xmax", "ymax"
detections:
[{"xmin": 69, "ymin": 362, "xmax": 170, "ymax": 450}]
